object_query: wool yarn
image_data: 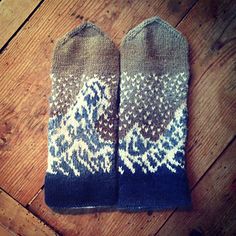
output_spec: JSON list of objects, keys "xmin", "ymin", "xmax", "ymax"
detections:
[
  {"xmin": 44, "ymin": 23, "xmax": 120, "ymax": 209},
  {"xmin": 118, "ymin": 17, "xmax": 192, "ymax": 210},
  {"xmin": 44, "ymin": 17, "xmax": 192, "ymax": 212}
]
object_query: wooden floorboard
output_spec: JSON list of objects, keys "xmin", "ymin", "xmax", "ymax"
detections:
[
  {"xmin": 177, "ymin": 0, "xmax": 236, "ymax": 183},
  {"xmin": 0, "ymin": 0, "xmax": 197, "ymax": 206},
  {"xmin": 0, "ymin": 0, "xmax": 235, "ymax": 235},
  {"xmin": 157, "ymin": 138, "xmax": 236, "ymax": 235},
  {"xmin": 28, "ymin": 0, "xmax": 236, "ymax": 235},
  {"xmin": 0, "ymin": 223, "xmax": 16, "ymax": 236},
  {"xmin": 0, "ymin": 189, "xmax": 57, "ymax": 236},
  {"xmin": 0, "ymin": 0, "xmax": 42, "ymax": 50}
]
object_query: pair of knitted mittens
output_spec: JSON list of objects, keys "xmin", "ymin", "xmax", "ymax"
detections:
[{"xmin": 44, "ymin": 16, "xmax": 192, "ymax": 211}]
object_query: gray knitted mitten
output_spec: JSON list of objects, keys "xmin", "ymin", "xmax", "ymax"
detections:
[
  {"xmin": 44, "ymin": 23, "xmax": 119, "ymax": 209},
  {"xmin": 118, "ymin": 17, "xmax": 192, "ymax": 210}
]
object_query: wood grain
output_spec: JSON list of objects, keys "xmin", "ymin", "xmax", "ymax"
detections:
[
  {"xmin": 0, "ymin": 0, "xmax": 235, "ymax": 235},
  {"xmin": 178, "ymin": 0, "xmax": 236, "ymax": 184},
  {"xmin": 0, "ymin": 223, "xmax": 16, "ymax": 236},
  {"xmin": 0, "ymin": 0, "xmax": 197, "ymax": 206},
  {"xmin": 157, "ymin": 138, "xmax": 236, "ymax": 235},
  {"xmin": 29, "ymin": 53, "xmax": 236, "ymax": 235},
  {"xmin": 0, "ymin": 0, "xmax": 42, "ymax": 49},
  {"xmin": 0, "ymin": 189, "xmax": 57, "ymax": 236},
  {"xmin": 28, "ymin": 0, "xmax": 236, "ymax": 235}
]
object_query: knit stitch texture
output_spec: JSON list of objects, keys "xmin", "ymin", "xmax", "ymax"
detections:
[
  {"xmin": 117, "ymin": 17, "xmax": 192, "ymax": 211},
  {"xmin": 44, "ymin": 16, "xmax": 192, "ymax": 212},
  {"xmin": 44, "ymin": 23, "xmax": 120, "ymax": 209}
]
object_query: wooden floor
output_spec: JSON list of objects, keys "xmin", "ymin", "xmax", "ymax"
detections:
[{"xmin": 0, "ymin": 0, "xmax": 236, "ymax": 235}]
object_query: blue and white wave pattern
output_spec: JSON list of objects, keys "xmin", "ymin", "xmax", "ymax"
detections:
[
  {"xmin": 118, "ymin": 101, "xmax": 188, "ymax": 174},
  {"xmin": 47, "ymin": 76, "xmax": 115, "ymax": 176}
]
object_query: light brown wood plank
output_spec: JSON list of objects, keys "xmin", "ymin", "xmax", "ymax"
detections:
[
  {"xmin": 28, "ymin": 52, "xmax": 236, "ymax": 236},
  {"xmin": 0, "ymin": 0, "xmax": 197, "ymax": 206},
  {"xmin": 0, "ymin": 0, "xmax": 235, "ymax": 235},
  {"xmin": 178, "ymin": 0, "xmax": 236, "ymax": 185},
  {"xmin": 0, "ymin": 0, "xmax": 42, "ymax": 49},
  {"xmin": 0, "ymin": 189, "xmax": 57, "ymax": 236},
  {"xmin": 28, "ymin": 0, "xmax": 236, "ymax": 235},
  {"xmin": 157, "ymin": 138, "xmax": 236, "ymax": 235},
  {"xmin": 0, "ymin": 223, "xmax": 16, "ymax": 236}
]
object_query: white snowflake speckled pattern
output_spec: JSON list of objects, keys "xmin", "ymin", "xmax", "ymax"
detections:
[
  {"xmin": 118, "ymin": 72, "xmax": 189, "ymax": 174},
  {"xmin": 47, "ymin": 75, "xmax": 117, "ymax": 176},
  {"xmin": 118, "ymin": 101, "xmax": 188, "ymax": 174},
  {"xmin": 47, "ymin": 72, "xmax": 189, "ymax": 176}
]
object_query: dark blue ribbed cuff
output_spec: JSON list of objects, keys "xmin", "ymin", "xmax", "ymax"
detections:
[
  {"xmin": 117, "ymin": 166, "xmax": 192, "ymax": 211},
  {"xmin": 44, "ymin": 172, "xmax": 118, "ymax": 209}
]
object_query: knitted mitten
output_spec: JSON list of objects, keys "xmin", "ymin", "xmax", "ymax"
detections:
[
  {"xmin": 118, "ymin": 17, "xmax": 192, "ymax": 211},
  {"xmin": 44, "ymin": 23, "xmax": 119, "ymax": 209}
]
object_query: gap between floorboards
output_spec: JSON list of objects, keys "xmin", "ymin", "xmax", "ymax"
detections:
[
  {"xmin": 154, "ymin": 135, "xmax": 236, "ymax": 235},
  {"xmin": 0, "ymin": 0, "xmax": 45, "ymax": 54}
]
